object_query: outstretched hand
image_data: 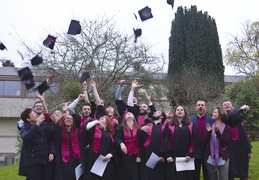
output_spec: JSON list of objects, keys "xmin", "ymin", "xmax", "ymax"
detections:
[
  {"xmin": 119, "ymin": 80, "xmax": 125, "ymax": 88},
  {"xmin": 36, "ymin": 93, "xmax": 45, "ymax": 102}
]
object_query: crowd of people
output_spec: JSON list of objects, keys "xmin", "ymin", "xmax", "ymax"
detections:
[{"xmin": 17, "ymin": 79, "xmax": 252, "ymax": 180}]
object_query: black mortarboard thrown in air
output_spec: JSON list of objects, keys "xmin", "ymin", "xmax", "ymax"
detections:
[
  {"xmin": 138, "ymin": 6, "xmax": 153, "ymax": 21},
  {"xmin": 133, "ymin": 28, "xmax": 142, "ymax": 43},
  {"xmin": 23, "ymin": 78, "xmax": 35, "ymax": 90},
  {"xmin": 0, "ymin": 42, "xmax": 7, "ymax": 50},
  {"xmin": 80, "ymin": 71, "xmax": 90, "ymax": 83},
  {"xmin": 18, "ymin": 67, "xmax": 34, "ymax": 81},
  {"xmin": 43, "ymin": 35, "xmax": 56, "ymax": 50},
  {"xmin": 31, "ymin": 54, "xmax": 43, "ymax": 66},
  {"xmin": 67, "ymin": 20, "xmax": 82, "ymax": 35},
  {"xmin": 36, "ymin": 81, "xmax": 50, "ymax": 95},
  {"xmin": 167, "ymin": 0, "xmax": 175, "ymax": 9}
]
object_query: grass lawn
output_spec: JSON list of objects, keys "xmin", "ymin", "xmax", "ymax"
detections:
[{"xmin": 0, "ymin": 141, "xmax": 258, "ymax": 180}]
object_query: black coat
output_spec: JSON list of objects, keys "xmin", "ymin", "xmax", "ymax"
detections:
[{"xmin": 20, "ymin": 122, "xmax": 56, "ymax": 167}]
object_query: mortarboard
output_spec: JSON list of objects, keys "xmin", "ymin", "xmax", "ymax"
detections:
[
  {"xmin": 18, "ymin": 67, "xmax": 34, "ymax": 81},
  {"xmin": 36, "ymin": 81, "xmax": 50, "ymax": 95},
  {"xmin": 43, "ymin": 35, "xmax": 56, "ymax": 50},
  {"xmin": 67, "ymin": 20, "xmax": 82, "ymax": 35},
  {"xmin": 23, "ymin": 78, "xmax": 35, "ymax": 90},
  {"xmin": 133, "ymin": 28, "xmax": 142, "ymax": 43},
  {"xmin": 138, "ymin": 6, "xmax": 153, "ymax": 21},
  {"xmin": 0, "ymin": 42, "xmax": 7, "ymax": 50},
  {"xmin": 167, "ymin": 0, "xmax": 175, "ymax": 9},
  {"xmin": 31, "ymin": 55, "xmax": 43, "ymax": 66},
  {"xmin": 80, "ymin": 72, "xmax": 90, "ymax": 83}
]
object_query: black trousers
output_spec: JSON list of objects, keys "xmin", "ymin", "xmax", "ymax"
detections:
[{"xmin": 27, "ymin": 162, "xmax": 54, "ymax": 180}]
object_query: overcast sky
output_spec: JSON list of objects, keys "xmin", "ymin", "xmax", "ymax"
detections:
[{"xmin": 1, "ymin": 0, "xmax": 259, "ymax": 75}]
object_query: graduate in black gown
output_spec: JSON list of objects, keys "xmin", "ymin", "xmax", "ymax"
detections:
[
  {"xmin": 139, "ymin": 110, "xmax": 167, "ymax": 180},
  {"xmin": 161, "ymin": 106, "xmax": 200, "ymax": 180},
  {"xmin": 115, "ymin": 112, "xmax": 142, "ymax": 180},
  {"xmin": 85, "ymin": 115, "xmax": 117, "ymax": 180},
  {"xmin": 222, "ymin": 100, "xmax": 252, "ymax": 180},
  {"xmin": 54, "ymin": 114, "xmax": 85, "ymax": 180}
]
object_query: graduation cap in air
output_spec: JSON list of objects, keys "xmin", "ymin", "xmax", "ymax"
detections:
[
  {"xmin": 167, "ymin": 0, "xmax": 175, "ymax": 9},
  {"xmin": 43, "ymin": 35, "xmax": 56, "ymax": 50},
  {"xmin": 0, "ymin": 42, "xmax": 7, "ymax": 50},
  {"xmin": 18, "ymin": 67, "xmax": 34, "ymax": 81},
  {"xmin": 36, "ymin": 81, "xmax": 50, "ymax": 95},
  {"xmin": 23, "ymin": 78, "xmax": 35, "ymax": 90},
  {"xmin": 67, "ymin": 20, "xmax": 81, "ymax": 35},
  {"xmin": 80, "ymin": 71, "xmax": 90, "ymax": 83},
  {"xmin": 138, "ymin": 6, "xmax": 153, "ymax": 21},
  {"xmin": 133, "ymin": 28, "xmax": 142, "ymax": 43},
  {"xmin": 31, "ymin": 54, "xmax": 43, "ymax": 66},
  {"xmin": 35, "ymin": 74, "xmax": 56, "ymax": 95}
]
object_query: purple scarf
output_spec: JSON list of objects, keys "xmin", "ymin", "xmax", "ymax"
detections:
[{"xmin": 210, "ymin": 122, "xmax": 225, "ymax": 171}]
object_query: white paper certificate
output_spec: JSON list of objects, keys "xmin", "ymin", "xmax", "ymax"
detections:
[
  {"xmin": 175, "ymin": 157, "xmax": 195, "ymax": 171},
  {"xmin": 146, "ymin": 152, "xmax": 160, "ymax": 169},
  {"xmin": 75, "ymin": 164, "xmax": 84, "ymax": 180},
  {"xmin": 90, "ymin": 155, "xmax": 110, "ymax": 177}
]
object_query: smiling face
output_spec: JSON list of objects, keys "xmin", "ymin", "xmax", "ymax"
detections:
[
  {"xmin": 222, "ymin": 100, "xmax": 233, "ymax": 112},
  {"xmin": 81, "ymin": 104, "xmax": 92, "ymax": 117},
  {"xmin": 27, "ymin": 111, "xmax": 37, "ymax": 123},
  {"xmin": 212, "ymin": 109, "xmax": 220, "ymax": 120},
  {"xmin": 106, "ymin": 106, "xmax": 114, "ymax": 116},
  {"xmin": 34, "ymin": 102, "xmax": 43, "ymax": 115},
  {"xmin": 53, "ymin": 110, "xmax": 62, "ymax": 119},
  {"xmin": 64, "ymin": 115, "xmax": 73, "ymax": 126},
  {"xmin": 139, "ymin": 104, "xmax": 149, "ymax": 114},
  {"xmin": 133, "ymin": 97, "xmax": 138, "ymax": 105}
]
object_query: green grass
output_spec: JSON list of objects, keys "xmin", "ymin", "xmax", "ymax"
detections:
[
  {"xmin": 1, "ymin": 141, "xmax": 259, "ymax": 180},
  {"xmin": 0, "ymin": 163, "xmax": 25, "ymax": 180}
]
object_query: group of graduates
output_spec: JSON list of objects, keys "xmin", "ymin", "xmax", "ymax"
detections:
[{"xmin": 18, "ymin": 79, "xmax": 252, "ymax": 180}]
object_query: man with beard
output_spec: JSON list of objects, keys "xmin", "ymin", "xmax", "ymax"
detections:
[
  {"xmin": 190, "ymin": 100, "xmax": 215, "ymax": 180},
  {"xmin": 139, "ymin": 110, "xmax": 166, "ymax": 180},
  {"xmin": 127, "ymin": 80, "xmax": 156, "ymax": 125}
]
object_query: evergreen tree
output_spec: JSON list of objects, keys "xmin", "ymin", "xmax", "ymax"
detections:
[{"xmin": 167, "ymin": 5, "xmax": 224, "ymax": 106}]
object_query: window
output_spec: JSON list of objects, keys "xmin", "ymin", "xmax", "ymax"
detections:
[
  {"xmin": 26, "ymin": 82, "xmax": 60, "ymax": 96},
  {"xmin": 0, "ymin": 81, "xmax": 21, "ymax": 96}
]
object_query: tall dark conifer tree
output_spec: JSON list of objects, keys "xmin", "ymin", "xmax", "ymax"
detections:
[{"xmin": 167, "ymin": 6, "xmax": 224, "ymax": 106}]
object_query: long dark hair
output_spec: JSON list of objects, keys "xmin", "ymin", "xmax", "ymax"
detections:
[
  {"xmin": 121, "ymin": 112, "xmax": 140, "ymax": 131},
  {"xmin": 100, "ymin": 115, "xmax": 115, "ymax": 136},
  {"xmin": 170, "ymin": 105, "xmax": 191, "ymax": 126},
  {"xmin": 60, "ymin": 114, "xmax": 77, "ymax": 140}
]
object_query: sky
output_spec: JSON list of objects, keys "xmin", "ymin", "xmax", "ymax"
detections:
[{"xmin": 0, "ymin": 0, "xmax": 259, "ymax": 75}]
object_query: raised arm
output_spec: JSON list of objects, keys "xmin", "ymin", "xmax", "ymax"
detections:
[
  {"xmin": 68, "ymin": 94, "xmax": 86, "ymax": 114},
  {"xmin": 36, "ymin": 93, "xmax": 48, "ymax": 113},
  {"xmin": 90, "ymin": 79, "xmax": 102, "ymax": 106},
  {"xmin": 115, "ymin": 80, "xmax": 125, "ymax": 100},
  {"xmin": 127, "ymin": 80, "xmax": 138, "ymax": 107},
  {"xmin": 144, "ymin": 90, "xmax": 152, "ymax": 106},
  {"xmin": 82, "ymin": 81, "xmax": 90, "ymax": 104}
]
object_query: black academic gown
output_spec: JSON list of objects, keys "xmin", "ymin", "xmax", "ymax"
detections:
[
  {"xmin": 115, "ymin": 125, "xmax": 141, "ymax": 180},
  {"xmin": 223, "ymin": 108, "xmax": 252, "ymax": 179},
  {"xmin": 54, "ymin": 127, "xmax": 85, "ymax": 180},
  {"xmin": 85, "ymin": 124, "xmax": 117, "ymax": 180},
  {"xmin": 161, "ymin": 123, "xmax": 200, "ymax": 180},
  {"xmin": 139, "ymin": 122, "xmax": 166, "ymax": 180}
]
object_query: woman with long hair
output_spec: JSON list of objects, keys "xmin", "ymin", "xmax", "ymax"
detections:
[
  {"xmin": 162, "ymin": 106, "xmax": 200, "ymax": 180},
  {"xmin": 204, "ymin": 107, "xmax": 231, "ymax": 180},
  {"xmin": 116, "ymin": 112, "xmax": 141, "ymax": 180},
  {"xmin": 55, "ymin": 114, "xmax": 85, "ymax": 180},
  {"xmin": 85, "ymin": 115, "xmax": 116, "ymax": 180}
]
